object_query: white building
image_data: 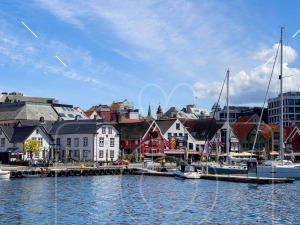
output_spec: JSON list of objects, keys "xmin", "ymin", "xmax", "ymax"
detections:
[
  {"xmin": 0, "ymin": 125, "xmax": 52, "ymax": 161},
  {"xmin": 50, "ymin": 120, "xmax": 120, "ymax": 162}
]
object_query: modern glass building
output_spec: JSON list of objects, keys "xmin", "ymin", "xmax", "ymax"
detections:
[{"xmin": 268, "ymin": 91, "xmax": 300, "ymax": 126}]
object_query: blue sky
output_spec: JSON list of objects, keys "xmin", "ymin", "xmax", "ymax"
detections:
[{"xmin": 1, "ymin": 0, "xmax": 300, "ymax": 116}]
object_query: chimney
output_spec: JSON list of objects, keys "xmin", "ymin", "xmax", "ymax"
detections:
[{"xmin": 40, "ymin": 116, "xmax": 45, "ymax": 123}]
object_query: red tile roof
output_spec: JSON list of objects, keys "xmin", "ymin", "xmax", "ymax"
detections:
[{"xmin": 230, "ymin": 123, "xmax": 256, "ymax": 141}]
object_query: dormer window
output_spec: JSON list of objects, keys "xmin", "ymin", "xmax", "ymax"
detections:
[{"xmin": 36, "ymin": 129, "xmax": 39, "ymax": 134}]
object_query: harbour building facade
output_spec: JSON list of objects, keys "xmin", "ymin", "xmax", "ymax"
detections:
[{"xmin": 268, "ymin": 91, "xmax": 300, "ymax": 126}]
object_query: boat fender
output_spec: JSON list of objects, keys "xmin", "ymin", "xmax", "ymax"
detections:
[
  {"xmin": 115, "ymin": 169, "xmax": 121, "ymax": 175},
  {"xmin": 30, "ymin": 171, "xmax": 36, "ymax": 175},
  {"xmin": 75, "ymin": 170, "xmax": 81, "ymax": 176},
  {"xmin": 99, "ymin": 169, "xmax": 105, "ymax": 175},
  {"xmin": 60, "ymin": 170, "xmax": 67, "ymax": 176},
  {"xmin": 94, "ymin": 169, "xmax": 100, "ymax": 175},
  {"xmin": 50, "ymin": 171, "xmax": 56, "ymax": 177},
  {"xmin": 123, "ymin": 169, "xmax": 129, "ymax": 175},
  {"xmin": 105, "ymin": 169, "xmax": 111, "ymax": 175},
  {"xmin": 17, "ymin": 171, "xmax": 23, "ymax": 177},
  {"xmin": 11, "ymin": 171, "xmax": 17, "ymax": 178},
  {"xmin": 68, "ymin": 170, "xmax": 75, "ymax": 176},
  {"xmin": 83, "ymin": 170, "xmax": 89, "ymax": 176},
  {"xmin": 111, "ymin": 169, "xmax": 116, "ymax": 175},
  {"xmin": 89, "ymin": 169, "xmax": 94, "ymax": 175}
]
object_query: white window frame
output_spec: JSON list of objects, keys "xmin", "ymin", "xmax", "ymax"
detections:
[
  {"xmin": 110, "ymin": 150, "xmax": 114, "ymax": 158},
  {"xmin": 83, "ymin": 137, "xmax": 88, "ymax": 147},
  {"xmin": 108, "ymin": 127, "xmax": 112, "ymax": 134},
  {"xmin": 110, "ymin": 138, "xmax": 114, "ymax": 147},
  {"xmin": 99, "ymin": 150, "xmax": 104, "ymax": 158},
  {"xmin": 67, "ymin": 138, "xmax": 71, "ymax": 147},
  {"xmin": 0, "ymin": 138, "xmax": 5, "ymax": 147},
  {"xmin": 74, "ymin": 138, "xmax": 79, "ymax": 147},
  {"xmin": 99, "ymin": 137, "xmax": 104, "ymax": 147}
]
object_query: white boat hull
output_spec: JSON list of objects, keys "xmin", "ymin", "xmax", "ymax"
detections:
[
  {"xmin": 173, "ymin": 170, "xmax": 201, "ymax": 179},
  {"xmin": 257, "ymin": 165, "xmax": 300, "ymax": 178},
  {"xmin": 0, "ymin": 172, "xmax": 10, "ymax": 179}
]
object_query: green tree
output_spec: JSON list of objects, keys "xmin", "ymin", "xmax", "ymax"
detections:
[{"xmin": 23, "ymin": 139, "xmax": 42, "ymax": 159}]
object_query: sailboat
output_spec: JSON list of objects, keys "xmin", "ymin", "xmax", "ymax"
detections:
[
  {"xmin": 256, "ymin": 27, "xmax": 300, "ymax": 178},
  {"xmin": 207, "ymin": 70, "xmax": 249, "ymax": 175}
]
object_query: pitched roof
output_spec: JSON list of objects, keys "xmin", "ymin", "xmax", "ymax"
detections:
[
  {"xmin": 114, "ymin": 121, "xmax": 151, "ymax": 140},
  {"xmin": 1, "ymin": 126, "xmax": 14, "ymax": 141},
  {"xmin": 120, "ymin": 118, "xmax": 141, "ymax": 123},
  {"xmin": 17, "ymin": 120, "xmax": 54, "ymax": 132},
  {"xmin": 0, "ymin": 102, "xmax": 58, "ymax": 121},
  {"xmin": 155, "ymin": 119, "xmax": 177, "ymax": 134},
  {"xmin": 11, "ymin": 126, "xmax": 38, "ymax": 142},
  {"xmin": 49, "ymin": 120, "xmax": 109, "ymax": 135},
  {"xmin": 230, "ymin": 123, "xmax": 256, "ymax": 141},
  {"xmin": 182, "ymin": 118, "xmax": 224, "ymax": 141},
  {"xmin": 236, "ymin": 115, "xmax": 252, "ymax": 123}
]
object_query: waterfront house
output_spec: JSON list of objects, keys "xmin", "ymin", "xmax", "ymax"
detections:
[
  {"xmin": 115, "ymin": 120, "xmax": 165, "ymax": 162},
  {"xmin": 0, "ymin": 125, "xmax": 52, "ymax": 163},
  {"xmin": 49, "ymin": 120, "xmax": 120, "ymax": 163}
]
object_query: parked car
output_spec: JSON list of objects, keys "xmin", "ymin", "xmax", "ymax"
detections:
[{"xmin": 113, "ymin": 160, "xmax": 129, "ymax": 165}]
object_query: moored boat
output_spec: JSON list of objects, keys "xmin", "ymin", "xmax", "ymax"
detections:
[
  {"xmin": 173, "ymin": 164, "xmax": 201, "ymax": 179},
  {"xmin": 0, "ymin": 168, "xmax": 11, "ymax": 179}
]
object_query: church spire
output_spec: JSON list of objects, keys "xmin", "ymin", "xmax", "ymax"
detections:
[{"xmin": 147, "ymin": 103, "xmax": 152, "ymax": 118}]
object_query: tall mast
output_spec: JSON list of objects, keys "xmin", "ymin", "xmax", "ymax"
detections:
[
  {"xmin": 280, "ymin": 27, "xmax": 284, "ymax": 165},
  {"xmin": 226, "ymin": 69, "xmax": 230, "ymax": 165}
]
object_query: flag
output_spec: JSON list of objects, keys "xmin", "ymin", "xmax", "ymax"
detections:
[
  {"xmin": 218, "ymin": 139, "xmax": 224, "ymax": 148},
  {"xmin": 140, "ymin": 137, "xmax": 145, "ymax": 146},
  {"xmin": 207, "ymin": 140, "xmax": 213, "ymax": 148},
  {"xmin": 163, "ymin": 139, "xmax": 170, "ymax": 148}
]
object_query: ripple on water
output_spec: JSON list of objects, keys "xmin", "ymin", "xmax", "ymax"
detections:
[{"xmin": 1, "ymin": 176, "xmax": 300, "ymax": 224}]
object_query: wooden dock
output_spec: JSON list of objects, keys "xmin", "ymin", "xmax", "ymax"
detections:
[
  {"xmin": 9, "ymin": 167, "xmax": 134, "ymax": 178},
  {"xmin": 200, "ymin": 174, "xmax": 295, "ymax": 184},
  {"xmin": 7, "ymin": 167, "xmax": 295, "ymax": 184}
]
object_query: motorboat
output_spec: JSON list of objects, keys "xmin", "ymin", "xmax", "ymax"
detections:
[
  {"xmin": 173, "ymin": 164, "xmax": 201, "ymax": 179},
  {"xmin": 0, "ymin": 168, "xmax": 11, "ymax": 179}
]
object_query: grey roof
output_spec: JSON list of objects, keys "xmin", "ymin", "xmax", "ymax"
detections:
[
  {"xmin": 181, "ymin": 119, "xmax": 225, "ymax": 141},
  {"xmin": 1, "ymin": 126, "xmax": 14, "ymax": 141},
  {"xmin": 11, "ymin": 126, "xmax": 38, "ymax": 142},
  {"xmin": 114, "ymin": 121, "xmax": 151, "ymax": 140},
  {"xmin": 0, "ymin": 102, "xmax": 58, "ymax": 121},
  {"xmin": 1, "ymin": 125, "xmax": 53, "ymax": 143},
  {"xmin": 17, "ymin": 120, "xmax": 55, "ymax": 133},
  {"xmin": 49, "ymin": 119, "xmax": 112, "ymax": 135},
  {"xmin": 155, "ymin": 119, "xmax": 177, "ymax": 134}
]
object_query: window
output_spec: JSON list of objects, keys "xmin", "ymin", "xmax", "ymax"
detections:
[
  {"xmin": 62, "ymin": 151, "xmax": 65, "ymax": 157},
  {"xmin": 176, "ymin": 123, "xmax": 180, "ymax": 130},
  {"xmin": 56, "ymin": 138, "xmax": 60, "ymax": 145},
  {"xmin": 168, "ymin": 133, "xmax": 171, "ymax": 139},
  {"xmin": 189, "ymin": 143, "xmax": 193, "ymax": 150},
  {"xmin": 68, "ymin": 114, "xmax": 75, "ymax": 118},
  {"xmin": 1, "ymin": 138, "xmax": 5, "ymax": 147},
  {"xmin": 35, "ymin": 152, "xmax": 39, "ymax": 158},
  {"xmin": 36, "ymin": 129, "xmax": 39, "ymax": 134},
  {"xmin": 32, "ymin": 137, "xmax": 36, "ymax": 140},
  {"xmin": 135, "ymin": 140, "xmax": 138, "ymax": 145},
  {"xmin": 83, "ymin": 137, "xmax": 88, "ymax": 146},
  {"xmin": 74, "ymin": 138, "xmax": 79, "ymax": 147},
  {"xmin": 74, "ymin": 150, "xmax": 79, "ymax": 157},
  {"xmin": 99, "ymin": 150, "xmax": 104, "ymax": 158},
  {"xmin": 110, "ymin": 138, "xmax": 114, "ymax": 147},
  {"xmin": 0, "ymin": 130, "xmax": 2, "ymax": 135},
  {"xmin": 67, "ymin": 138, "xmax": 71, "ymax": 147},
  {"xmin": 108, "ymin": 127, "xmax": 112, "ymax": 134},
  {"xmin": 59, "ymin": 113, "xmax": 66, "ymax": 117},
  {"xmin": 102, "ymin": 127, "xmax": 106, "ymax": 134},
  {"xmin": 110, "ymin": 150, "xmax": 114, "ymax": 158},
  {"xmin": 196, "ymin": 144, "xmax": 200, "ymax": 151},
  {"xmin": 99, "ymin": 137, "xmax": 104, "ymax": 147},
  {"xmin": 83, "ymin": 150, "xmax": 88, "ymax": 157},
  {"xmin": 38, "ymin": 137, "xmax": 43, "ymax": 147}
]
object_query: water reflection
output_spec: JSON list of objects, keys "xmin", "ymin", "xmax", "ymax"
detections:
[{"xmin": 0, "ymin": 176, "xmax": 299, "ymax": 224}]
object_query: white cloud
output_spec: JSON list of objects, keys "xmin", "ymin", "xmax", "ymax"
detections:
[{"xmin": 194, "ymin": 44, "xmax": 300, "ymax": 106}]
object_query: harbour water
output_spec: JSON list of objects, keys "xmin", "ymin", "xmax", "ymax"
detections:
[{"xmin": 1, "ymin": 175, "xmax": 299, "ymax": 225}]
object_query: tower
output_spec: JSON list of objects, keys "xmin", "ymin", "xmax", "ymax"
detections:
[{"xmin": 156, "ymin": 104, "xmax": 163, "ymax": 119}]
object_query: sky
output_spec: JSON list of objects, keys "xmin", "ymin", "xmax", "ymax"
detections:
[{"xmin": 1, "ymin": 0, "xmax": 300, "ymax": 116}]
